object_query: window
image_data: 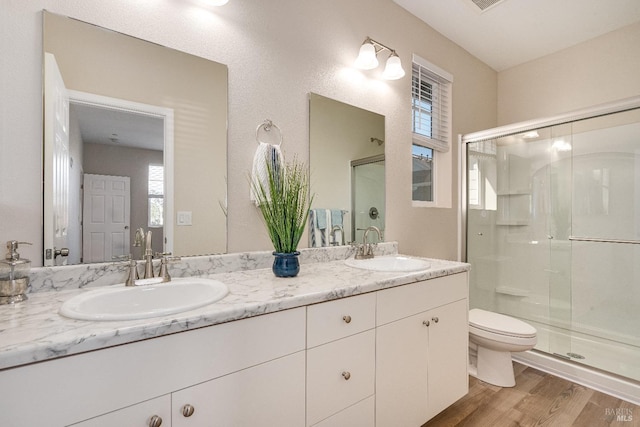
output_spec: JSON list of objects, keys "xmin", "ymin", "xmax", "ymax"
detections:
[
  {"xmin": 412, "ymin": 144, "xmax": 433, "ymax": 202},
  {"xmin": 411, "ymin": 55, "xmax": 452, "ymax": 203},
  {"xmin": 148, "ymin": 164, "xmax": 164, "ymax": 227}
]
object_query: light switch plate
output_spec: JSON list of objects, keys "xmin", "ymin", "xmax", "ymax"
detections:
[{"xmin": 177, "ymin": 211, "xmax": 192, "ymax": 226}]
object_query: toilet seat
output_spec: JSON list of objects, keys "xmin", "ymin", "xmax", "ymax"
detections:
[{"xmin": 469, "ymin": 308, "xmax": 536, "ymax": 338}]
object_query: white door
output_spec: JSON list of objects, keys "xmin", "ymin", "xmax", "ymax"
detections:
[
  {"xmin": 43, "ymin": 53, "xmax": 71, "ymax": 266},
  {"xmin": 426, "ymin": 300, "xmax": 469, "ymax": 420},
  {"xmin": 82, "ymin": 174, "xmax": 131, "ymax": 263},
  {"xmin": 376, "ymin": 312, "xmax": 429, "ymax": 427}
]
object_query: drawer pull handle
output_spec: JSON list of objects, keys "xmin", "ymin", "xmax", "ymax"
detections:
[
  {"xmin": 343, "ymin": 315, "xmax": 352, "ymax": 324},
  {"xmin": 149, "ymin": 415, "xmax": 163, "ymax": 427},
  {"xmin": 342, "ymin": 371, "xmax": 351, "ymax": 380},
  {"xmin": 432, "ymin": 317, "xmax": 439, "ymax": 323},
  {"xmin": 423, "ymin": 320, "xmax": 430, "ymax": 327},
  {"xmin": 182, "ymin": 404, "xmax": 195, "ymax": 417}
]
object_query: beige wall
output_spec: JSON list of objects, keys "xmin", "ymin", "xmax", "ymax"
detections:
[
  {"xmin": 1, "ymin": 0, "xmax": 497, "ymax": 264},
  {"xmin": 497, "ymin": 22, "xmax": 640, "ymax": 125}
]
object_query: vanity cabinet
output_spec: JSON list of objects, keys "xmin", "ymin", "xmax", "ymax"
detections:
[
  {"xmin": 0, "ymin": 307, "xmax": 306, "ymax": 427},
  {"xmin": 306, "ymin": 293, "xmax": 376, "ymax": 426},
  {"xmin": 376, "ymin": 273, "xmax": 469, "ymax": 427},
  {"xmin": 0, "ymin": 269, "xmax": 469, "ymax": 427}
]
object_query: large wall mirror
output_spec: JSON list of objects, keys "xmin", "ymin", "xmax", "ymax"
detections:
[
  {"xmin": 309, "ymin": 93, "xmax": 385, "ymax": 247},
  {"xmin": 42, "ymin": 11, "xmax": 227, "ymax": 266}
]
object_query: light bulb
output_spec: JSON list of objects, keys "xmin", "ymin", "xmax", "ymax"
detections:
[{"xmin": 382, "ymin": 52, "xmax": 405, "ymax": 80}]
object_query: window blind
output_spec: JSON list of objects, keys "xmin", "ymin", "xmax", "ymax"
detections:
[{"xmin": 411, "ymin": 55, "xmax": 452, "ymax": 152}]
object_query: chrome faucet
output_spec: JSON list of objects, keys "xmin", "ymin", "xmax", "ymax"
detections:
[
  {"xmin": 354, "ymin": 226, "xmax": 382, "ymax": 259},
  {"xmin": 330, "ymin": 225, "xmax": 345, "ymax": 246},
  {"xmin": 143, "ymin": 230, "xmax": 154, "ymax": 278}
]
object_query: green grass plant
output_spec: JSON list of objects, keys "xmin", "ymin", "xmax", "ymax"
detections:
[{"xmin": 252, "ymin": 156, "xmax": 314, "ymax": 254}]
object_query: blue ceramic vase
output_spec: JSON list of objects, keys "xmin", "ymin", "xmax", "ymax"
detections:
[{"xmin": 272, "ymin": 251, "xmax": 300, "ymax": 277}]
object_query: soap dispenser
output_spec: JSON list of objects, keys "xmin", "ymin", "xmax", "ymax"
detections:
[{"xmin": 0, "ymin": 240, "xmax": 31, "ymax": 304}]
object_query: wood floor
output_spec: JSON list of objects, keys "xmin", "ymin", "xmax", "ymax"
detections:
[{"xmin": 423, "ymin": 362, "xmax": 639, "ymax": 427}]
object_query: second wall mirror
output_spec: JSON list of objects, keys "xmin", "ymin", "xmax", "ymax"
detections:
[{"xmin": 309, "ymin": 93, "xmax": 385, "ymax": 246}]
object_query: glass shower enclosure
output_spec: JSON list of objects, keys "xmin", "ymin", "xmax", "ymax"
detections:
[{"xmin": 464, "ymin": 100, "xmax": 640, "ymax": 383}]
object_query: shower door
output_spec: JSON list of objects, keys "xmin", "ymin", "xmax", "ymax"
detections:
[
  {"xmin": 466, "ymin": 126, "xmax": 574, "ymax": 359},
  {"xmin": 466, "ymin": 105, "xmax": 640, "ymax": 382},
  {"xmin": 567, "ymin": 109, "xmax": 640, "ymax": 379},
  {"xmin": 351, "ymin": 155, "xmax": 385, "ymax": 244}
]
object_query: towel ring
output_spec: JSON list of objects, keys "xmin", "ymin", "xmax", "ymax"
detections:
[{"xmin": 256, "ymin": 119, "xmax": 283, "ymax": 146}]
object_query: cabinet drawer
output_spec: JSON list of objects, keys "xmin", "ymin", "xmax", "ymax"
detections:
[
  {"xmin": 311, "ymin": 395, "xmax": 374, "ymax": 427},
  {"xmin": 377, "ymin": 272, "xmax": 468, "ymax": 325},
  {"xmin": 307, "ymin": 292, "xmax": 376, "ymax": 348},
  {"xmin": 68, "ymin": 395, "xmax": 171, "ymax": 427},
  {"xmin": 307, "ymin": 330, "xmax": 375, "ymax": 426}
]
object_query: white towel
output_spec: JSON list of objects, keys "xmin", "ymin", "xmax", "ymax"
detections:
[{"xmin": 250, "ymin": 142, "xmax": 283, "ymax": 205}]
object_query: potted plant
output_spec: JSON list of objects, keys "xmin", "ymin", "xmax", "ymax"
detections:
[{"xmin": 252, "ymin": 156, "xmax": 314, "ymax": 277}]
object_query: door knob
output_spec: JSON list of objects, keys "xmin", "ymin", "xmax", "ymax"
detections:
[
  {"xmin": 343, "ymin": 315, "xmax": 352, "ymax": 324},
  {"xmin": 148, "ymin": 415, "xmax": 162, "ymax": 427},
  {"xmin": 54, "ymin": 247, "xmax": 69, "ymax": 258}
]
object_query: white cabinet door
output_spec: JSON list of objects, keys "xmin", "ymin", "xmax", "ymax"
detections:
[
  {"xmin": 69, "ymin": 395, "xmax": 171, "ymax": 427},
  {"xmin": 171, "ymin": 351, "xmax": 305, "ymax": 427},
  {"xmin": 426, "ymin": 299, "xmax": 469, "ymax": 420},
  {"xmin": 376, "ymin": 312, "xmax": 429, "ymax": 427},
  {"xmin": 376, "ymin": 279, "xmax": 469, "ymax": 427}
]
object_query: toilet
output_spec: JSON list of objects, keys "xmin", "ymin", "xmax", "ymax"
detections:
[{"xmin": 468, "ymin": 308, "xmax": 537, "ymax": 387}]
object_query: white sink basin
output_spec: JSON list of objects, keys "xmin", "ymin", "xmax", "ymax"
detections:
[
  {"xmin": 60, "ymin": 277, "xmax": 228, "ymax": 321},
  {"xmin": 345, "ymin": 256, "xmax": 431, "ymax": 272}
]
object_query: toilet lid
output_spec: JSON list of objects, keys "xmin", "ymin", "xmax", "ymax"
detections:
[{"xmin": 469, "ymin": 308, "xmax": 537, "ymax": 338}]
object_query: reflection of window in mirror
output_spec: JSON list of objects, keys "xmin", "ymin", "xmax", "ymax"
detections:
[
  {"xmin": 411, "ymin": 54, "xmax": 453, "ymax": 206},
  {"xmin": 148, "ymin": 164, "xmax": 164, "ymax": 228},
  {"xmin": 412, "ymin": 144, "xmax": 433, "ymax": 201}
]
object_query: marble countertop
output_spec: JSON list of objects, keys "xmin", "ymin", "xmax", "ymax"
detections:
[{"xmin": 0, "ymin": 255, "xmax": 469, "ymax": 371}]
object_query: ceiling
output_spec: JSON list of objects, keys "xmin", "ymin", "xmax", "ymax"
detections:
[
  {"xmin": 71, "ymin": 103, "xmax": 164, "ymax": 151},
  {"xmin": 393, "ymin": 0, "xmax": 640, "ymax": 71}
]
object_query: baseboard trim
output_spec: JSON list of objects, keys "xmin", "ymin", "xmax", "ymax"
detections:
[{"xmin": 513, "ymin": 350, "xmax": 640, "ymax": 405}]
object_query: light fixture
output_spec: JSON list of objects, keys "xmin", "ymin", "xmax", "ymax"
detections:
[
  {"xmin": 382, "ymin": 51, "xmax": 405, "ymax": 80},
  {"xmin": 355, "ymin": 37, "xmax": 405, "ymax": 80},
  {"xmin": 355, "ymin": 40, "xmax": 379, "ymax": 70}
]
